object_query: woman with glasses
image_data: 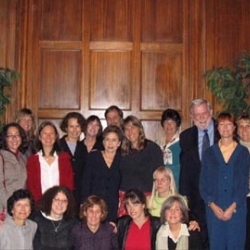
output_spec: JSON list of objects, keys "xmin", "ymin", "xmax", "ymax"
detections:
[
  {"xmin": 31, "ymin": 185, "xmax": 77, "ymax": 250},
  {"xmin": 27, "ymin": 121, "xmax": 73, "ymax": 202},
  {"xmin": 0, "ymin": 123, "xmax": 28, "ymax": 213}
]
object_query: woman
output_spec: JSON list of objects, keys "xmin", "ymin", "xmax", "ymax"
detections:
[
  {"xmin": 117, "ymin": 189, "xmax": 161, "ymax": 250},
  {"xmin": 119, "ymin": 115, "xmax": 163, "ymax": 216},
  {"xmin": 82, "ymin": 125, "xmax": 122, "ymax": 221},
  {"xmin": 60, "ymin": 112, "xmax": 87, "ymax": 203},
  {"xmin": 27, "ymin": 121, "xmax": 73, "ymax": 202},
  {"xmin": 71, "ymin": 195, "xmax": 118, "ymax": 250},
  {"xmin": 31, "ymin": 186, "xmax": 77, "ymax": 250},
  {"xmin": 0, "ymin": 123, "xmax": 28, "ymax": 211},
  {"xmin": 236, "ymin": 112, "xmax": 250, "ymax": 250},
  {"xmin": 0, "ymin": 189, "xmax": 37, "ymax": 250},
  {"xmin": 156, "ymin": 195, "xmax": 202, "ymax": 250},
  {"xmin": 83, "ymin": 115, "xmax": 104, "ymax": 152},
  {"xmin": 14, "ymin": 108, "xmax": 36, "ymax": 157},
  {"xmin": 200, "ymin": 112, "xmax": 250, "ymax": 250},
  {"xmin": 156, "ymin": 109, "xmax": 181, "ymax": 190},
  {"xmin": 147, "ymin": 166, "xmax": 179, "ymax": 217}
]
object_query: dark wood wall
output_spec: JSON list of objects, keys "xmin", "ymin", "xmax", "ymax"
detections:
[{"xmin": 1, "ymin": 0, "xmax": 250, "ymax": 139}]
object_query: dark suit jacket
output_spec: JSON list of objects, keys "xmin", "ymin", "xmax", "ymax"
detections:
[{"xmin": 179, "ymin": 121, "xmax": 219, "ymax": 224}]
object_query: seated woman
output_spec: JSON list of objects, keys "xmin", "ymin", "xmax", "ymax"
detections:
[
  {"xmin": 156, "ymin": 195, "xmax": 202, "ymax": 250},
  {"xmin": 82, "ymin": 125, "xmax": 122, "ymax": 222},
  {"xmin": 117, "ymin": 189, "xmax": 161, "ymax": 250},
  {"xmin": 27, "ymin": 121, "xmax": 73, "ymax": 202},
  {"xmin": 0, "ymin": 189, "xmax": 37, "ymax": 250},
  {"xmin": 71, "ymin": 195, "xmax": 118, "ymax": 250},
  {"xmin": 147, "ymin": 166, "xmax": 178, "ymax": 217},
  {"xmin": 31, "ymin": 186, "xmax": 77, "ymax": 250}
]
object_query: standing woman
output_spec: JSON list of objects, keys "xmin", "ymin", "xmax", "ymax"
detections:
[
  {"xmin": 27, "ymin": 121, "xmax": 73, "ymax": 202},
  {"xmin": 200, "ymin": 112, "xmax": 250, "ymax": 250},
  {"xmin": 82, "ymin": 125, "xmax": 123, "ymax": 221},
  {"xmin": 119, "ymin": 115, "xmax": 163, "ymax": 216},
  {"xmin": 156, "ymin": 109, "xmax": 182, "ymax": 190},
  {"xmin": 14, "ymin": 108, "xmax": 36, "ymax": 157},
  {"xmin": 0, "ymin": 123, "xmax": 28, "ymax": 211},
  {"xmin": 31, "ymin": 186, "xmax": 77, "ymax": 250},
  {"xmin": 0, "ymin": 189, "xmax": 37, "ymax": 250},
  {"xmin": 60, "ymin": 112, "xmax": 87, "ymax": 203},
  {"xmin": 236, "ymin": 112, "xmax": 250, "ymax": 250},
  {"xmin": 83, "ymin": 115, "xmax": 104, "ymax": 152}
]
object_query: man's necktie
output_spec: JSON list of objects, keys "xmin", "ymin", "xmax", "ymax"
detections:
[{"xmin": 202, "ymin": 129, "xmax": 210, "ymax": 156}]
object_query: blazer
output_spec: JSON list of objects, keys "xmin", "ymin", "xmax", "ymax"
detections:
[
  {"xmin": 179, "ymin": 122, "xmax": 219, "ymax": 222},
  {"xmin": 26, "ymin": 152, "xmax": 74, "ymax": 201},
  {"xmin": 59, "ymin": 136, "xmax": 87, "ymax": 203}
]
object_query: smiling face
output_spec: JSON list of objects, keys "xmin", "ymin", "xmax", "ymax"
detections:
[
  {"xmin": 237, "ymin": 119, "xmax": 250, "ymax": 142},
  {"xmin": 50, "ymin": 192, "xmax": 68, "ymax": 218},
  {"xmin": 66, "ymin": 118, "xmax": 82, "ymax": 141},
  {"xmin": 12, "ymin": 198, "xmax": 31, "ymax": 223},
  {"xmin": 84, "ymin": 204, "xmax": 103, "ymax": 229},
  {"xmin": 6, "ymin": 126, "xmax": 22, "ymax": 153},
  {"xmin": 165, "ymin": 201, "xmax": 183, "ymax": 226},
  {"xmin": 39, "ymin": 125, "xmax": 56, "ymax": 148},
  {"xmin": 106, "ymin": 110, "xmax": 122, "ymax": 127},
  {"xmin": 218, "ymin": 119, "xmax": 235, "ymax": 139},
  {"xmin": 86, "ymin": 120, "xmax": 101, "ymax": 138},
  {"xmin": 125, "ymin": 199, "xmax": 145, "ymax": 221},
  {"xmin": 18, "ymin": 115, "xmax": 33, "ymax": 133},
  {"xmin": 163, "ymin": 119, "xmax": 178, "ymax": 137},
  {"xmin": 191, "ymin": 103, "xmax": 213, "ymax": 130},
  {"xmin": 103, "ymin": 132, "xmax": 121, "ymax": 154},
  {"xmin": 124, "ymin": 122, "xmax": 140, "ymax": 148}
]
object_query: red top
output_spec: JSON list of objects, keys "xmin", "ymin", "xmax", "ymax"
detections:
[
  {"xmin": 26, "ymin": 152, "xmax": 74, "ymax": 201},
  {"xmin": 125, "ymin": 218, "xmax": 151, "ymax": 250}
]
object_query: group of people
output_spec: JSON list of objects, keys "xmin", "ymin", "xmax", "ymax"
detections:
[{"xmin": 0, "ymin": 100, "xmax": 249, "ymax": 250}]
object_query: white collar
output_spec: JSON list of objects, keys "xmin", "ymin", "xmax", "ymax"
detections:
[{"xmin": 163, "ymin": 223, "xmax": 190, "ymax": 243}]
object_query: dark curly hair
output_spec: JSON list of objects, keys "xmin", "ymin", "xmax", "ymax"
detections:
[
  {"xmin": 60, "ymin": 112, "xmax": 85, "ymax": 133},
  {"xmin": 35, "ymin": 186, "xmax": 76, "ymax": 219},
  {"xmin": 34, "ymin": 121, "xmax": 62, "ymax": 155},
  {"xmin": 0, "ymin": 123, "xmax": 28, "ymax": 154},
  {"xmin": 7, "ymin": 189, "xmax": 35, "ymax": 216}
]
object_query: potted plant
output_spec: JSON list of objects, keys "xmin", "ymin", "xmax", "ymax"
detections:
[
  {"xmin": 0, "ymin": 67, "xmax": 20, "ymax": 127},
  {"xmin": 205, "ymin": 52, "xmax": 250, "ymax": 118}
]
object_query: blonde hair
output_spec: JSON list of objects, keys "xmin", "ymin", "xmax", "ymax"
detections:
[{"xmin": 147, "ymin": 166, "xmax": 178, "ymax": 210}]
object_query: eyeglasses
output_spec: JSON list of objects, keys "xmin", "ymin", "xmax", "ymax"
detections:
[
  {"xmin": 6, "ymin": 134, "xmax": 21, "ymax": 140},
  {"xmin": 53, "ymin": 198, "xmax": 68, "ymax": 205}
]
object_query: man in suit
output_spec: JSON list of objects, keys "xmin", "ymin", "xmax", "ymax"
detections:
[{"xmin": 179, "ymin": 98, "xmax": 219, "ymax": 250}]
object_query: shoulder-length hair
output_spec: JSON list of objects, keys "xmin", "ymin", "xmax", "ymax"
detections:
[
  {"xmin": 14, "ymin": 108, "xmax": 36, "ymax": 140},
  {"xmin": 0, "ymin": 122, "xmax": 28, "ymax": 154},
  {"xmin": 123, "ymin": 189, "xmax": 149, "ymax": 217},
  {"xmin": 35, "ymin": 186, "xmax": 76, "ymax": 219},
  {"xmin": 7, "ymin": 189, "xmax": 35, "ymax": 216},
  {"xmin": 147, "ymin": 166, "xmax": 178, "ymax": 210},
  {"xmin": 34, "ymin": 121, "xmax": 62, "ymax": 155},
  {"xmin": 121, "ymin": 115, "xmax": 146, "ymax": 155},
  {"xmin": 84, "ymin": 115, "xmax": 103, "ymax": 137},
  {"xmin": 160, "ymin": 195, "xmax": 189, "ymax": 224},
  {"xmin": 80, "ymin": 195, "xmax": 108, "ymax": 222},
  {"xmin": 102, "ymin": 125, "xmax": 124, "ymax": 142},
  {"xmin": 60, "ymin": 112, "xmax": 85, "ymax": 133}
]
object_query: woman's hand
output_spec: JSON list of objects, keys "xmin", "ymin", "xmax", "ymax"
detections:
[
  {"xmin": 210, "ymin": 202, "xmax": 225, "ymax": 220},
  {"xmin": 188, "ymin": 220, "xmax": 200, "ymax": 231},
  {"xmin": 223, "ymin": 202, "xmax": 236, "ymax": 221},
  {"xmin": 109, "ymin": 221, "xmax": 118, "ymax": 233}
]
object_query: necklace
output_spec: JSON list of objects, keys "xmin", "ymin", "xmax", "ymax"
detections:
[{"xmin": 51, "ymin": 220, "xmax": 62, "ymax": 232}]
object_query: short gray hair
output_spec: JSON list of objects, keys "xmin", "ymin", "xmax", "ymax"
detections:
[
  {"xmin": 190, "ymin": 99, "xmax": 212, "ymax": 114},
  {"xmin": 160, "ymin": 195, "xmax": 189, "ymax": 224}
]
